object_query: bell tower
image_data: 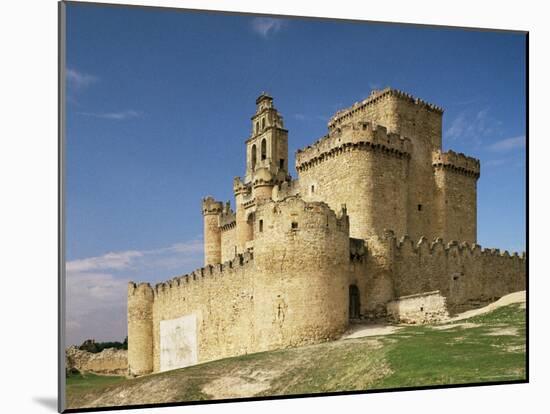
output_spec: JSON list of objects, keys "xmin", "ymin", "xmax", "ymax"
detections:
[{"xmin": 244, "ymin": 93, "xmax": 289, "ymax": 184}]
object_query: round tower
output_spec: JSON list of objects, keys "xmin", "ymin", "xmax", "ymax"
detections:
[
  {"xmin": 127, "ymin": 282, "xmax": 154, "ymax": 376},
  {"xmin": 252, "ymin": 197, "xmax": 351, "ymax": 352},
  {"xmin": 252, "ymin": 167, "xmax": 275, "ymax": 201},
  {"xmin": 202, "ymin": 197, "xmax": 223, "ymax": 266}
]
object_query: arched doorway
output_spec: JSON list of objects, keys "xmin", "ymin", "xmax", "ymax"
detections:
[{"xmin": 349, "ymin": 285, "xmax": 360, "ymax": 319}]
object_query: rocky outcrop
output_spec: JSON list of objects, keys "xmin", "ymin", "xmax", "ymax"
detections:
[{"xmin": 66, "ymin": 346, "xmax": 127, "ymax": 376}]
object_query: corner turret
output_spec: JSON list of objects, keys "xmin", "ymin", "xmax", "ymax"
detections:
[{"xmin": 202, "ymin": 196, "xmax": 223, "ymax": 265}]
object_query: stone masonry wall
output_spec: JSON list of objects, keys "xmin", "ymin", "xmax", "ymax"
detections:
[
  {"xmin": 386, "ymin": 291, "xmax": 449, "ymax": 324},
  {"xmin": 150, "ymin": 255, "xmax": 255, "ymax": 372},
  {"xmin": 297, "ymin": 122, "xmax": 410, "ymax": 243},
  {"xmin": 252, "ymin": 196, "xmax": 351, "ymax": 351},
  {"xmin": 128, "ymin": 197, "xmax": 353, "ymax": 374},
  {"xmin": 220, "ymin": 225, "xmax": 237, "ymax": 262},
  {"xmin": 390, "ymin": 235, "xmax": 526, "ymax": 314},
  {"xmin": 324, "ymin": 89, "xmax": 446, "ymax": 242},
  {"xmin": 433, "ymin": 150, "xmax": 480, "ymax": 244},
  {"xmin": 66, "ymin": 346, "xmax": 128, "ymax": 376}
]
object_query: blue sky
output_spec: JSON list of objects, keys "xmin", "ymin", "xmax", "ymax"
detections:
[{"xmin": 65, "ymin": 3, "xmax": 526, "ymax": 344}]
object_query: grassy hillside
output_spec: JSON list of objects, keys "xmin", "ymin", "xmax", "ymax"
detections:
[{"xmin": 66, "ymin": 302, "xmax": 526, "ymax": 410}]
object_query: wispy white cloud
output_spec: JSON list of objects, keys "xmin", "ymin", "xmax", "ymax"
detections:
[
  {"xmin": 65, "ymin": 239, "xmax": 203, "ymax": 345},
  {"xmin": 66, "ymin": 68, "xmax": 98, "ymax": 90},
  {"xmin": 77, "ymin": 110, "xmax": 143, "ymax": 120},
  {"xmin": 445, "ymin": 112, "xmax": 468, "ymax": 139},
  {"xmin": 487, "ymin": 136, "xmax": 526, "ymax": 152},
  {"xmin": 445, "ymin": 108, "xmax": 503, "ymax": 146},
  {"xmin": 66, "ymin": 271, "xmax": 128, "ymax": 346},
  {"xmin": 67, "ymin": 250, "xmax": 144, "ymax": 273},
  {"xmin": 251, "ymin": 17, "xmax": 285, "ymax": 38}
]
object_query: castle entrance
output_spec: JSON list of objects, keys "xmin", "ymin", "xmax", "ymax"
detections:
[{"xmin": 349, "ymin": 285, "xmax": 360, "ymax": 319}]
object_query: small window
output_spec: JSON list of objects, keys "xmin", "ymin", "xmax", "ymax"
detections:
[
  {"xmin": 417, "ymin": 204, "xmax": 423, "ymax": 211},
  {"xmin": 453, "ymin": 275, "xmax": 459, "ymax": 281},
  {"xmin": 259, "ymin": 219, "xmax": 263, "ymax": 232},
  {"xmin": 262, "ymin": 118, "xmax": 266, "ymax": 129},
  {"xmin": 311, "ymin": 185, "xmax": 315, "ymax": 194},
  {"xmin": 251, "ymin": 144, "xmax": 257, "ymax": 170},
  {"xmin": 291, "ymin": 222, "xmax": 298, "ymax": 230},
  {"xmin": 280, "ymin": 159, "xmax": 284, "ymax": 169},
  {"xmin": 261, "ymin": 139, "xmax": 267, "ymax": 160},
  {"xmin": 255, "ymin": 122, "xmax": 259, "ymax": 134},
  {"xmin": 420, "ymin": 306, "xmax": 424, "ymax": 312}
]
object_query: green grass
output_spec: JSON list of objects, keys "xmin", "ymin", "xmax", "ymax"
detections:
[
  {"xmin": 66, "ymin": 372, "xmax": 126, "ymax": 400},
  {"xmin": 66, "ymin": 302, "xmax": 526, "ymax": 409},
  {"xmin": 372, "ymin": 304, "xmax": 526, "ymax": 388}
]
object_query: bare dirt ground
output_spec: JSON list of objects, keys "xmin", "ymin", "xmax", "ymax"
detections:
[
  {"xmin": 342, "ymin": 324, "xmax": 402, "ymax": 339},
  {"xmin": 340, "ymin": 290, "xmax": 525, "ymax": 339},
  {"xmin": 448, "ymin": 291, "xmax": 526, "ymax": 322}
]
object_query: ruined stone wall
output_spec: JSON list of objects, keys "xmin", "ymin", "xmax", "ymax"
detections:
[
  {"xmin": 391, "ymin": 235, "xmax": 526, "ymax": 314},
  {"xmin": 252, "ymin": 196, "xmax": 351, "ymax": 351},
  {"xmin": 296, "ymin": 122, "xmax": 410, "ymax": 243},
  {"xmin": 66, "ymin": 346, "xmax": 128, "ymax": 376},
  {"xmin": 386, "ymin": 291, "xmax": 449, "ymax": 324}
]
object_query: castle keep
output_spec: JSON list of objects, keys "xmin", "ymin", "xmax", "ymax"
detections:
[{"xmin": 128, "ymin": 89, "xmax": 525, "ymax": 376}]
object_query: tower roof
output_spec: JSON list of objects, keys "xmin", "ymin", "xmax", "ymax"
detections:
[{"xmin": 256, "ymin": 92, "xmax": 273, "ymax": 105}]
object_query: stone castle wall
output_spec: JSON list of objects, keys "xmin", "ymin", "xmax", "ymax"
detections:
[
  {"xmin": 220, "ymin": 224, "xmax": 237, "ymax": 262},
  {"xmin": 150, "ymin": 255, "xmax": 256, "ymax": 372},
  {"xmin": 295, "ymin": 89, "xmax": 478, "ymax": 246},
  {"xmin": 433, "ymin": 150, "xmax": 480, "ymax": 244},
  {"xmin": 386, "ymin": 291, "xmax": 449, "ymax": 324},
  {"xmin": 325, "ymin": 89, "xmax": 445, "ymax": 242},
  {"xmin": 128, "ymin": 197, "xmax": 352, "ymax": 374},
  {"xmin": 251, "ymin": 197, "xmax": 350, "ymax": 352},
  {"xmin": 390, "ymin": 234, "xmax": 526, "ymax": 313},
  {"xmin": 296, "ymin": 122, "xmax": 410, "ymax": 243}
]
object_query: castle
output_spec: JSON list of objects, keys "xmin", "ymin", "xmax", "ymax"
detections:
[{"xmin": 127, "ymin": 88, "xmax": 526, "ymax": 376}]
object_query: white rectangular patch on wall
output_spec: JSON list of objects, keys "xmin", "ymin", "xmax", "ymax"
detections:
[{"xmin": 160, "ymin": 314, "xmax": 198, "ymax": 372}]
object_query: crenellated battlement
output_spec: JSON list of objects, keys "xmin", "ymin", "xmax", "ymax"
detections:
[
  {"xmin": 432, "ymin": 150, "xmax": 480, "ymax": 178},
  {"xmin": 151, "ymin": 251, "xmax": 255, "ymax": 300},
  {"xmin": 232, "ymin": 177, "xmax": 249, "ymax": 196},
  {"xmin": 388, "ymin": 233, "xmax": 525, "ymax": 261},
  {"xmin": 295, "ymin": 121, "xmax": 411, "ymax": 172},
  {"xmin": 256, "ymin": 195, "xmax": 350, "ymax": 233},
  {"xmin": 272, "ymin": 179, "xmax": 300, "ymax": 201},
  {"xmin": 128, "ymin": 281, "xmax": 154, "ymax": 297},
  {"xmin": 201, "ymin": 196, "xmax": 223, "ymax": 215},
  {"xmin": 219, "ymin": 201, "xmax": 236, "ymax": 230},
  {"xmin": 328, "ymin": 88, "xmax": 444, "ymax": 130}
]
